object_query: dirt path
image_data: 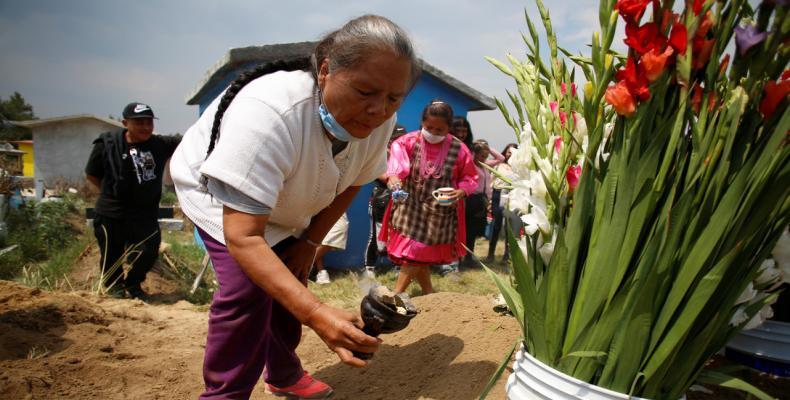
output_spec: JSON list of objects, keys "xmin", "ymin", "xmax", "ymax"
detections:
[{"xmin": 0, "ymin": 280, "xmax": 519, "ymax": 399}]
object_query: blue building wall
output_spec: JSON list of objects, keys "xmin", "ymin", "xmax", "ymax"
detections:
[{"xmin": 195, "ymin": 68, "xmax": 478, "ymax": 270}]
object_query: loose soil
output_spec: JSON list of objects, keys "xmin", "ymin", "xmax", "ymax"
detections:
[{"xmin": 0, "ymin": 280, "xmax": 520, "ymax": 399}]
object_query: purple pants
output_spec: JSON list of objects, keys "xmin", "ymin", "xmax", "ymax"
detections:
[{"xmin": 198, "ymin": 229, "xmax": 304, "ymax": 399}]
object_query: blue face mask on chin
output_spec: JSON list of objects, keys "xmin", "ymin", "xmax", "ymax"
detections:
[{"xmin": 318, "ymin": 103, "xmax": 360, "ymax": 142}]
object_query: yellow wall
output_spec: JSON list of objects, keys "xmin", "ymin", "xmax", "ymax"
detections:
[{"xmin": 17, "ymin": 142, "xmax": 34, "ymax": 177}]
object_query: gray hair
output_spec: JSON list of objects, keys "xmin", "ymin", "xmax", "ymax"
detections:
[{"xmin": 312, "ymin": 15, "xmax": 421, "ymax": 88}]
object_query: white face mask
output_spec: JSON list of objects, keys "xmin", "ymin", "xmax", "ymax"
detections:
[{"xmin": 421, "ymin": 128, "xmax": 446, "ymax": 144}]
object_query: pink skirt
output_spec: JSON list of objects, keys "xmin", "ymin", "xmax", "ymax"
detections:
[{"xmin": 379, "ymin": 200, "xmax": 467, "ymax": 266}]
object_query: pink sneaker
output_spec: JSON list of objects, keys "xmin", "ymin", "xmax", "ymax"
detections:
[{"xmin": 266, "ymin": 371, "xmax": 333, "ymax": 399}]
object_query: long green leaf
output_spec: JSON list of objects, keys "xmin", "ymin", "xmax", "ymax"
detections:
[
  {"xmin": 479, "ymin": 340, "xmax": 519, "ymax": 400},
  {"xmin": 696, "ymin": 370, "xmax": 777, "ymax": 400}
]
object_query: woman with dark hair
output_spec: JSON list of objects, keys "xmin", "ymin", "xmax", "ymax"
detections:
[
  {"xmin": 451, "ymin": 115, "xmax": 474, "ymax": 149},
  {"xmin": 486, "ymin": 143, "xmax": 519, "ymax": 262},
  {"xmin": 169, "ymin": 15, "xmax": 419, "ymax": 399},
  {"xmin": 381, "ymin": 100, "xmax": 478, "ymax": 294}
]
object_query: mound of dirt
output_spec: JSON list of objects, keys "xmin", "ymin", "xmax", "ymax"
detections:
[{"xmin": 0, "ymin": 280, "xmax": 519, "ymax": 399}]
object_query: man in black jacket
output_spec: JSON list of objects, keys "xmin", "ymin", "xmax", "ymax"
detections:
[{"xmin": 85, "ymin": 102, "xmax": 180, "ymax": 299}]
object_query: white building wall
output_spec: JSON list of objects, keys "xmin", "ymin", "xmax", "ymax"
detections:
[{"xmin": 33, "ymin": 120, "xmax": 120, "ymax": 186}]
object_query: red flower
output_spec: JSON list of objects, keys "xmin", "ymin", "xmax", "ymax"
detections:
[
  {"xmin": 641, "ymin": 47, "xmax": 674, "ymax": 82},
  {"xmin": 660, "ymin": 9, "xmax": 675, "ymax": 32},
  {"xmin": 669, "ymin": 23, "xmax": 688, "ymax": 56},
  {"xmin": 707, "ymin": 91, "xmax": 719, "ymax": 112},
  {"xmin": 616, "ymin": 57, "xmax": 651, "ymax": 101},
  {"xmin": 554, "ymin": 137, "xmax": 562, "ymax": 154},
  {"xmin": 760, "ymin": 79, "xmax": 790, "ymax": 118},
  {"xmin": 696, "ymin": 11, "xmax": 713, "ymax": 39},
  {"xmin": 692, "ymin": 37, "xmax": 715, "ymax": 69},
  {"xmin": 625, "ymin": 23, "xmax": 664, "ymax": 55},
  {"xmin": 718, "ymin": 54, "xmax": 730, "ymax": 76},
  {"xmin": 606, "ymin": 81, "xmax": 638, "ymax": 116},
  {"xmin": 616, "ymin": 0, "xmax": 652, "ymax": 26},
  {"xmin": 692, "ymin": 0, "xmax": 704, "ymax": 16},
  {"xmin": 566, "ymin": 165, "xmax": 582, "ymax": 191},
  {"xmin": 691, "ymin": 84, "xmax": 704, "ymax": 114}
]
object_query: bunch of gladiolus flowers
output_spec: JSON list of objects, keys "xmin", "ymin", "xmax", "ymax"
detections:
[{"xmin": 484, "ymin": 0, "xmax": 788, "ymax": 398}]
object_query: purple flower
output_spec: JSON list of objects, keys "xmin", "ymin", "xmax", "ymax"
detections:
[{"xmin": 735, "ymin": 24, "xmax": 768, "ymax": 56}]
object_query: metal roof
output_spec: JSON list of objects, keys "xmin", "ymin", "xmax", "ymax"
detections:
[
  {"xmin": 185, "ymin": 42, "xmax": 495, "ymax": 111},
  {"xmin": 11, "ymin": 114, "xmax": 124, "ymax": 129}
]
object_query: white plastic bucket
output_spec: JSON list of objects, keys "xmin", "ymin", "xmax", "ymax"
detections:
[{"xmin": 506, "ymin": 346, "xmax": 652, "ymax": 400}]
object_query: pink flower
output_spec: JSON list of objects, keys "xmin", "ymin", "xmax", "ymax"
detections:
[
  {"xmin": 554, "ymin": 137, "xmax": 562, "ymax": 154},
  {"xmin": 566, "ymin": 165, "xmax": 582, "ymax": 191},
  {"xmin": 550, "ymin": 101, "xmax": 569, "ymax": 127},
  {"xmin": 561, "ymin": 83, "xmax": 577, "ymax": 96}
]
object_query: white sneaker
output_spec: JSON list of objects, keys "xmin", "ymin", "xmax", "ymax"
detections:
[
  {"xmin": 316, "ymin": 270, "xmax": 331, "ymax": 285},
  {"xmin": 363, "ymin": 267, "xmax": 376, "ymax": 280}
]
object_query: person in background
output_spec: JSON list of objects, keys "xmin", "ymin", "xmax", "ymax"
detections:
[
  {"xmin": 461, "ymin": 140, "xmax": 495, "ymax": 268},
  {"xmin": 363, "ymin": 125, "xmax": 407, "ymax": 279},
  {"xmin": 312, "ymin": 213, "xmax": 349, "ymax": 284},
  {"xmin": 381, "ymin": 101, "xmax": 478, "ymax": 295},
  {"xmin": 168, "ymin": 15, "xmax": 420, "ymax": 399},
  {"xmin": 450, "ymin": 116, "xmax": 474, "ymax": 149},
  {"xmin": 486, "ymin": 143, "xmax": 518, "ymax": 263},
  {"xmin": 85, "ymin": 102, "xmax": 180, "ymax": 300}
]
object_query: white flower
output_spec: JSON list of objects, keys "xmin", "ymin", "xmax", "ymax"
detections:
[
  {"xmin": 604, "ymin": 122, "xmax": 614, "ymax": 139},
  {"xmin": 532, "ymin": 152, "xmax": 554, "ymax": 182},
  {"xmin": 754, "ymin": 259, "xmax": 781, "ymax": 288},
  {"xmin": 509, "ymin": 146, "xmax": 533, "ymax": 178},
  {"xmin": 538, "ymin": 233, "xmax": 557, "ymax": 266},
  {"xmin": 520, "ymin": 120, "xmax": 535, "ymax": 144},
  {"xmin": 518, "ymin": 235, "xmax": 529, "ymax": 258},
  {"xmin": 772, "ymin": 229, "xmax": 790, "ymax": 283},
  {"xmin": 521, "ymin": 205, "xmax": 550, "ymax": 236},
  {"xmin": 730, "ymin": 292, "xmax": 779, "ymax": 330},
  {"xmin": 508, "ymin": 186, "xmax": 531, "ymax": 214},
  {"xmin": 744, "ymin": 301, "xmax": 775, "ymax": 330},
  {"xmin": 735, "ymin": 282, "xmax": 756, "ymax": 305},
  {"xmin": 572, "ymin": 115, "xmax": 587, "ymax": 146},
  {"xmin": 730, "ymin": 306, "xmax": 749, "ymax": 327}
]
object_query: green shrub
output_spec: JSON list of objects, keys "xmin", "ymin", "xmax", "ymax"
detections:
[
  {"xmin": 160, "ymin": 187, "xmax": 178, "ymax": 206},
  {"xmin": 0, "ymin": 197, "xmax": 82, "ymax": 281}
]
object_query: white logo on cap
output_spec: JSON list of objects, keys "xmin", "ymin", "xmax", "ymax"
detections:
[{"xmin": 133, "ymin": 104, "xmax": 150, "ymax": 113}]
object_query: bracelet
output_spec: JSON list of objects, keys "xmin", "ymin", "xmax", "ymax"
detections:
[{"xmin": 300, "ymin": 236, "xmax": 320, "ymax": 248}]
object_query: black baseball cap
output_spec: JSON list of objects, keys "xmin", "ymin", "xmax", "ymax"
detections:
[{"xmin": 122, "ymin": 102, "xmax": 157, "ymax": 119}]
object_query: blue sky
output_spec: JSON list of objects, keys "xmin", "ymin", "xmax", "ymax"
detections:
[{"xmin": 0, "ymin": 0, "xmax": 613, "ymax": 150}]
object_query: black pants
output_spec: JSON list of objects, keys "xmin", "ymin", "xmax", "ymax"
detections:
[
  {"xmin": 93, "ymin": 214, "xmax": 161, "ymax": 289},
  {"xmin": 464, "ymin": 193, "xmax": 488, "ymax": 264},
  {"xmin": 365, "ymin": 200, "xmax": 388, "ymax": 267},
  {"xmin": 488, "ymin": 189, "xmax": 503, "ymax": 257}
]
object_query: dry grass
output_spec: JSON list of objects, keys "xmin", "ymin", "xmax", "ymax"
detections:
[{"xmin": 309, "ymin": 238, "xmax": 512, "ymax": 311}]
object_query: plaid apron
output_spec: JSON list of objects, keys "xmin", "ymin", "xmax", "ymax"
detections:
[{"xmin": 390, "ymin": 138, "xmax": 461, "ymax": 245}]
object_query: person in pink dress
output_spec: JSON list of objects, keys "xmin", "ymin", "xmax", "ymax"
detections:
[{"xmin": 380, "ymin": 101, "xmax": 478, "ymax": 295}]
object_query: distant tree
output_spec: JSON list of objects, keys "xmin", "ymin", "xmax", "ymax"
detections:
[{"xmin": 0, "ymin": 92, "xmax": 36, "ymax": 141}]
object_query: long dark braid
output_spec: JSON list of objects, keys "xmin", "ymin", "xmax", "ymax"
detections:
[{"xmin": 205, "ymin": 57, "xmax": 310, "ymax": 158}]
